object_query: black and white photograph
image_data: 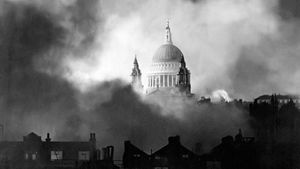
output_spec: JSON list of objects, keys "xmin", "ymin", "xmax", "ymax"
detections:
[{"xmin": 0, "ymin": 0, "xmax": 300, "ymax": 169}]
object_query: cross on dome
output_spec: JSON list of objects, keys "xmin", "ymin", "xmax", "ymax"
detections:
[{"xmin": 165, "ymin": 20, "xmax": 172, "ymax": 44}]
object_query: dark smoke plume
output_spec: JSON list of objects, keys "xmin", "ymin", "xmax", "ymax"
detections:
[{"xmin": 0, "ymin": 0, "xmax": 100, "ymax": 139}]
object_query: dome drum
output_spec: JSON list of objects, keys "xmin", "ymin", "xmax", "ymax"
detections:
[{"xmin": 149, "ymin": 62, "xmax": 181, "ymax": 73}]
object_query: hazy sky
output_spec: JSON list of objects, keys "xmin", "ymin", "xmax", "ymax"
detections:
[{"xmin": 55, "ymin": 0, "xmax": 300, "ymax": 100}]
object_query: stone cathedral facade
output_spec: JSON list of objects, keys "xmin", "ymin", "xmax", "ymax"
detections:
[{"xmin": 131, "ymin": 22, "xmax": 191, "ymax": 95}]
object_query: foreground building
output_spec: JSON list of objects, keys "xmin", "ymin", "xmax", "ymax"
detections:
[
  {"xmin": 123, "ymin": 132, "xmax": 257, "ymax": 169},
  {"xmin": 250, "ymin": 94, "xmax": 300, "ymax": 169},
  {"xmin": 123, "ymin": 136, "xmax": 203, "ymax": 169},
  {"xmin": 201, "ymin": 130, "xmax": 258, "ymax": 169},
  {"xmin": 151, "ymin": 136, "xmax": 200, "ymax": 169},
  {"xmin": 0, "ymin": 132, "xmax": 116, "ymax": 169}
]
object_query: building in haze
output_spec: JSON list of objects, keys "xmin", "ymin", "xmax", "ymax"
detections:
[
  {"xmin": 0, "ymin": 132, "xmax": 117, "ymax": 169},
  {"xmin": 254, "ymin": 94, "xmax": 300, "ymax": 107},
  {"xmin": 131, "ymin": 21, "xmax": 191, "ymax": 96}
]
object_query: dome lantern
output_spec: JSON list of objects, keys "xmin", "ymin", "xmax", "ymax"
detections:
[{"xmin": 165, "ymin": 20, "xmax": 172, "ymax": 44}]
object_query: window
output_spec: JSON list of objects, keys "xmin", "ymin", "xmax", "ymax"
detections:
[
  {"xmin": 25, "ymin": 153, "xmax": 29, "ymax": 160},
  {"xmin": 32, "ymin": 153, "xmax": 37, "ymax": 160},
  {"xmin": 182, "ymin": 154, "xmax": 189, "ymax": 158},
  {"xmin": 133, "ymin": 154, "xmax": 141, "ymax": 158},
  {"xmin": 25, "ymin": 153, "xmax": 37, "ymax": 160},
  {"xmin": 78, "ymin": 151, "xmax": 90, "ymax": 161},
  {"xmin": 51, "ymin": 151, "xmax": 63, "ymax": 161}
]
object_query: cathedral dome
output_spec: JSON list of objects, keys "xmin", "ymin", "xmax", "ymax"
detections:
[
  {"xmin": 152, "ymin": 44, "xmax": 183, "ymax": 63},
  {"xmin": 146, "ymin": 21, "xmax": 191, "ymax": 95}
]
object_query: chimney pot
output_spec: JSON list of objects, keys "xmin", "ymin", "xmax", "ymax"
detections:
[
  {"xmin": 90, "ymin": 133, "xmax": 96, "ymax": 142},
  {"xmin": 46, "ymin": 133, "xmax": 51, "ymax": 142},
  {"xmin": 168, "ymin": 135, "xmax": 180, "ymax": 144}
]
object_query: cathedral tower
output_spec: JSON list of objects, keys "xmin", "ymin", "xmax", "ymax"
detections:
[
  {"xmin": 131, "ymin": 56, "xmax": 143, "ymax": 91},
  {"xmin": 177, "ymin": 57, "xmax": 191, "ymax": 93}
]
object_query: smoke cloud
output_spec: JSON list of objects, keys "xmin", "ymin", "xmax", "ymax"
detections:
[
  {"xmin": 0, "ymin": 0, "xmax": 300, "ymax": 160},
  {"xmin": 63, "ymin": 0, "xmax": 300, "ymax": 100}
]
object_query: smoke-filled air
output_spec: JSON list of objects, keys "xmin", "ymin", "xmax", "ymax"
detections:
[{"xmin": 0, "ymin": 0, "xmax": 300, "ymax": 159}]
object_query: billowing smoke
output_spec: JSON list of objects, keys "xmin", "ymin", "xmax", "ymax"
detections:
[
  {"xmin": 62, "ymin": 0, "xmax": 300, "ymax": 100},
  {"xmin": 0, "ymin": 0, "xmax": 101, "ymax": 139},
  {"xmin": 77, "ymin": 82, "xmax": 250, "ymax": 159},
  {"xmin": 211, "ymin": 89, "xmax": 232, "ymax": 102},
  {"xmin": 0, "ymin": 0, "xmax": 299, "ymax": 161},
  {"xmin": 62, "ymin": 0, "xmax": 281, "ymax": 100}
]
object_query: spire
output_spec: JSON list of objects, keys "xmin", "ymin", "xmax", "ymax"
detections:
[
  {"xmin": 165, "ymin": 20, "xmax": 172, "ymax": 44},
  {"xmin": 131, "ymin": 55, "xmax": 143, "ymax": 91},
  {"xmin": 133, "ymin": 54, "xmax": 138, "ymax": 68},
  {"xmin": 180, "ymin": 56, "xmax": 186, "ymax": 67},
  {"xmin": 132, "ymin": 55, "xmax": 141, "ymax": 76}
]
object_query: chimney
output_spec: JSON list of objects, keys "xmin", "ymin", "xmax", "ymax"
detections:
[
  {"xmin": 45, "ymin": 133, "xmax": 51, "ymax": 142},
  {"xmin": 109, "ymin": 146, "xmax": 114, "ymax": 160},
  {"xmin": 102, "ymin": 147, "xmax": 108, "ymax": 160},
  {"xmin": 0, "ymin": 124, "xmax": 3, "ymax": 141},
  {"xmin": 168, "ymin": 135, "xmax": 180, "ymax": 145},
  {"xmin": 90, "ymin": 133, "xmax": 96, "ymax": 142},
  {"xmin": 222, "ymin": 136, "xmax": 234, "ymax": 145},
  {"xmin": 124, "ymin": 140, "xmax": 131, "ymax": 147},
  {"xmin": 101, "ymin": 146, "xmax": 114, "ymax": 161},
  {"xmin": 96, "ymin": 149, "xmax": 101, "ymax": 160}
]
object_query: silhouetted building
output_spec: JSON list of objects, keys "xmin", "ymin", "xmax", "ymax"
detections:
[
  {"xmin": 123, "ymin": 136, "xmax": 202, "ymax": 169},
  {"xmin": 254, "ymin": 94, "xmax": 300, "ymax": 107},
  {"xmin": 0, "ymin": 132, "xmax": 116, "ymax": 169},
  {"xmin": 123, "ymin": 141, "xmax": 151, "ymax": 169},
  {"xmin": 198, "ymin": 97, "xmax": 211, "ymax": 104},
  {"xmin": 250, "ymin": 94, "xmax": 300, "ymax": 143},
  {"xmin": 250, "ymin": 94, "xmax": 300, "ymax": 169},
  {"xmin": 202, "ymin": 130, "xmax": 258, "ymax": 169},
  {"xmin": 151, "ymin": 136, "xmax": 201, "ymax": 169}
]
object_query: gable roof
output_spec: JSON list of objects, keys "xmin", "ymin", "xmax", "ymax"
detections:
[
  {"xmin": 123, "ymin": 141, "xmax": 149, "ymax": 157},
  {"xmin": 151, "ymin": 136, "xmax": 196, "ymax": 157},
  {"xmin": 152, "ymin": 142, "xmax": 195, "ymax": 157}
]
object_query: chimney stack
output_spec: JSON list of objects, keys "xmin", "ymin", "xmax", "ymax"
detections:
[
  {"xmin": 90, "ymin": 133, "xmax": 96, "ymax": 142},
  {"xmin": 46, "ymin": 133, "xmax": 51, "ymax": 142},
  {"xmin": 102, "ymin": 146, "xmax": 114, "ymax": 161},
  {"xmin": 0, "ymin": 124, "xmax": 3, "ymax": 141},
  {"xmin": 168, "ymin": 135, "xmax": 180, "ymax": 145}
]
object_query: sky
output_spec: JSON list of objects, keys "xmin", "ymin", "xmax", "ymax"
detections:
[{"xmin": 0, "ymin": 0, "xmax": 300, "ymax": 159}]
